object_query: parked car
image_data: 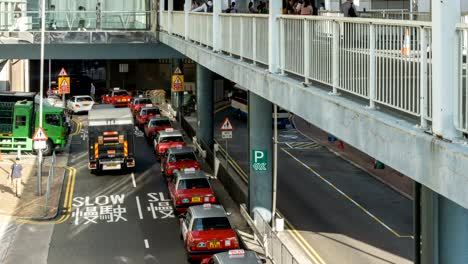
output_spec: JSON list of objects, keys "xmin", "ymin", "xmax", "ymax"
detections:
[
  {"xmin": 154, "ymin": 129, "xmax": 186, "ymax": 159},
  {"xmin": 67, "ymin": 95, "xmax": 94, "ymax": 114},
  {"xmin": 201, "ymin": 250, "xmax": 267, "ymax": 264},
  {"xmin": 161, "ymin": 146, "xmax": 200, "ymax": 178}
]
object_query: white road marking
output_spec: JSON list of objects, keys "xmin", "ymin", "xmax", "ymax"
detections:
[
  {"xmin": 144, "ymin": 239, "xmax": 149, "ymax": 248},
  {"xmin": 136, "ymin": 196, "xmax": 144, "ymax": 220},
  {"xmin": 131, "ymin": 173, "xmax": 136, "ymax": 188}
]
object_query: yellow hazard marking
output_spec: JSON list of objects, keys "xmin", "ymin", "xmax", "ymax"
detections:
[
  {"xmin": 281, "ymin": 148, "xmax": 414, "ymax": 239},
  {"xmin": 70, "ymin": 118, "xmax": 82, "ymax": 136}
]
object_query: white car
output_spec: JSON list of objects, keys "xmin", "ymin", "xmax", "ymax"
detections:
[{"xmin": 67, "ymin": 95, "xmax": 94, "ymax": 114}]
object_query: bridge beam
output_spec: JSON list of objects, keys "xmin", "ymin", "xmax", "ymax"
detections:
[{"xmin": 248, "ymin": 92, "xmax": 273, "ymax": 219}]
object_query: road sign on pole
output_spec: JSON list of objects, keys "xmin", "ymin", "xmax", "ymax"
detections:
[
  {"xmin": 32, "ymin": 127, "xmax": 48, "ymax": 141},
  {"xmin": 222, "ymin": 131, "xmax": 232, "ymax": 139},
  {"xmin": 252, "ymin": 150, "xmax": 267, "ymax": 171},
  {"xmin": 58, "ymin": 77, "xmax": 70, "ymax": 94},
  {"xmin": 58, "ymin": 67, "xmax": 68, "ymax": 77},
  {"xmin": 220, "ymin": 117, "xmax": 233, "ymax": 131}
]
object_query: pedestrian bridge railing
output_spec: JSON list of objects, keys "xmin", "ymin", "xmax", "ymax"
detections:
[{"xmin": 161, "ymin": 11, "xmax": 468, "ymax": 135}]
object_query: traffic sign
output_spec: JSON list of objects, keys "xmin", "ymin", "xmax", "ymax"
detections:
[
  {"xmin": 220, "ymin": 117, "xmax": 233, "ymax": 131},
  {"xmin": 173, "ymin": 67, "xmax": 182, "ymax": 75},
  {"xmin": 58, "ymin": 67, "xmax": 68, "ymax": 77},
  {"xmin": 251, "ymin": 150, "xmax": 267, "ymax": 171},
  {"xmin": 58, "ymin": 77, "xmax": 70, "ymax": 94},
  {"xmin": 222, "ymin": 131, "xmax": 232, "ymax": 139},
  {"xmin": 171, "ymin": 75, "xmax": 185, "ymax": 92},
  {"xmin": 32, "ymin": 127, "xmax": 48, "ymax": 141}
]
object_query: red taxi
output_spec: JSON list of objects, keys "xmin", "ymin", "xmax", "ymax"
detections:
[
  {"xmin": 153, "ymin": 130, "xmax": 186, "ymax": 159},
  {"xmin": 201, "ymin": 250, "xmax": 267, "ymax": 264},
  {"xmin": 135, "ymin": 106, "xmax": 161, "ymax": 128},
  {"xmin": 168, "ymin": 169, "xmax": 216, "ymax": 214},
  {"xmin": 130, "ymin": 97, "xmax": 155, "ymax": 114},
  {"xmin": 180, "ymin": 204, "xmax": 239, "ymax": 262},
  {"xmin": 144, "ymin": 116, "xmax": 172, "ymax": 139},
  {"xmin": 161, "ymin": 146, "xmax": 200, "ymax": 177},
  {"xmin": 101, "ymin": 88, "xmax": 132, "ymax": 107}
]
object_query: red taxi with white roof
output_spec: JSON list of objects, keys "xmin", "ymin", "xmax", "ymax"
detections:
[
  {"xmin": 144, "ymin": 116, "xmax": 172, "ymax": 139},
  {"xmin": 201, "ymin": 250, "xmax": 267, "ymax": 264},
  {"xmin": 130, "ymin": 97, "xmax": 155, "ymax": 114},
  {"xmin": 161, "ymin": 146, "xmax": 200, "ymax": 177},
  {"xmin": 168, "ymin": 169, "xmax": 216, "ymax": 214},
  {"xmin": 135, "ymin": 106, "xmax": 161, "ymax": 128},
  {"xmin": 101, "ymin": 88, "xmax": 132, "ymax": 107},
  {"xmin": 180, "ymin": 204, "xmax": 239, "ymax": 262},
  {"xmin": 153, "ymin": 129, "xmax": 186, "ymax": 159}
]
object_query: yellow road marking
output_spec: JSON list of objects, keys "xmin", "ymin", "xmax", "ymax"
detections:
[
  {"xmin": 281, "ymin": 148, "xmax": 414, "ymax": 239},
  {"xmin": 70, "ymin": 119, "xmax": 82, "ymax": 136},
  {"xmin": 1, "ymin": 166, "xmax": 76, "ymax": 225},
  {"xmin": 214, "ymin": 140, "xmax": 326, "ymax": 263}
]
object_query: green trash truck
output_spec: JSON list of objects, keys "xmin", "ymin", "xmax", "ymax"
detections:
[{"xmin": 0, "ymin": 92, "xmax": 68, "ymax": 155}]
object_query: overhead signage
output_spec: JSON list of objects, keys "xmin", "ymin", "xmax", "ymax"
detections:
[
  {"xmin": 58, "ymin": 67, "xmax": 68, "ymax": 77},
  {"xmin": 58, "ymin": 77, "xmax": 70, "ymax": 94},
  {"xmin": 32, "ymin": 127, "xmax": 48, "ymax": 141},
  {"xmin": 220, "ymin": 117, "xmax": 233, "ymax": 131}
]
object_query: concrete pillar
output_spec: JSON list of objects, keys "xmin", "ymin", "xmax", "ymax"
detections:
[
  {"xmin": 168, "ymin": 0, "xmax": 174, "ymax": 34},
  {"xmin": 184, "ymin": 0, "xmax": 190, "ymax": 40},
  {"xmin": 268, "ymin": 0, "xmax": 281, "ymax": 73},
  {"xmin": 439, "ymin": 196, "xmax": 468, "ymax": 264},
  {"xmin": 420, "ymin": 185, "xmax": 439, "ymax": 264},
  {"xmin": 248, "ymin": 92, "xmax": 273, "ymax": 219},
  {"xmin": 431, "ymin": 0, "xmax": 460, "ymax": 139},
  {"xmin": 0, "ymin": 60, "xmax": 10, "ymax": 91},
  {"xmin": 196, "ymin": 64, "xmax": 214, "ymax": 149},
  {"xmin": 213, "ymin": 0, "xmax": 222, "ymax": 52}
]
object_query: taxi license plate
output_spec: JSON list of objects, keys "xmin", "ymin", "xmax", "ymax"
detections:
[
  {"xmin": 191, "ymin": 196, "xmax": 201, "ymax": 203},
  {"xmin": 208, "ymin": 241, "xmax": 221, "ymax": 249},
  {"xmin": 83, "ymin": 104, "xmax": 90, "ymax": 106}
]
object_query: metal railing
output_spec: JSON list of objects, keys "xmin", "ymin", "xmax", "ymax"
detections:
[
  {"xmin": 279, "ymin": 15, "xmax": 433, "ymax": 124},
  {"xmin": 44, "ymin": 151, "xmax": 56, "ymax": 215},
  {"xmin": 172, "ymin": 11, "xmax": 185, "ymax": 37},
  {"xmin": 318, "ymin": 10, "xmax": 431, "ymax": 21},
  {"xmin": 0, "ymin": 10, "xmax": 151, "ymax": 31},
  {"xmin": 188, "ymin": 12, "xmax": 212, "ymax": 47},
  {"xmin": 458, "ymin": 24, "xmax": 468, "ymax": 133},
  {"xmin": 240, "ymin": 204, "xmax": 299, "ymax": 264}
]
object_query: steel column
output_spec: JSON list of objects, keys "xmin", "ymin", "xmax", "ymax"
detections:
[
  {"xmin": 420, "ymin": 185, "xmax": 438, "ymax": 264},
  {"xmin": 196, "ymin": 64, "xmax": 214, "ymax": 149},
  {"xmin": 439, "ymin": 195, "xmax": 468, "ymax": 264},
  {"xmin": 248, "ymin": 92, "xmax": 273, "ymax": 220}
]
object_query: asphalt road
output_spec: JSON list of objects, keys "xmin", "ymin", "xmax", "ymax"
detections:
[
  {"xmin": 48, "ymin": 116, "xmax": 189, "ymax": 264},
  {"xmin": 214, "ymin": 108, "xmax": 414, "ymax": 264}
]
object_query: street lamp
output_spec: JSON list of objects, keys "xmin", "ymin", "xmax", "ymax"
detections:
[{"xmin": 37, "ymin": 0, "xmax": 46, "ymax": 196}]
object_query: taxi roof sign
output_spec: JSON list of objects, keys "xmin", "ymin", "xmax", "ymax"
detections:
[
  {"xmin": 220, "ymin": 117, "xmax": 233, "ymax": 131},
  {"xmin": 146, "ymin": 104, "xmax": 153, "ymax": 107},
  {"xmin": 228, "ymin": 249, "xmax": 245, "ymax": 257},
  {"xmin": 113, "ymin": 87, "xmax": 120, "ymax": 90},
  {"xmin": 32, "ymin": 127, "xmax": 48, "ymax": 141}
]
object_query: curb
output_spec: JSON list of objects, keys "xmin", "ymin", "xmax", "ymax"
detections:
[{"xmin": 291, "ymin": 115, "xmax": 413, "ymax": 201}]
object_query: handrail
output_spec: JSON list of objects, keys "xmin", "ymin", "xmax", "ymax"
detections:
[{"xmin": 279, "ymin": 14, "xmax": 432, "ymax": 27}]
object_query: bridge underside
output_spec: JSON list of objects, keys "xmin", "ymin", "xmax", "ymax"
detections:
[{"xmin": 159, "ymin": 31, "xmax": 468, "ymax": 210}]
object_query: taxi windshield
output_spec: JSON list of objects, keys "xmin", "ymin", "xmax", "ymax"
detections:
[
  {"xmin": 160, "ymin": 136, "xmax": 184, "ymax": 143},
  {"xmin": 142, "ymin": 108, "xmax": 160, "ymax": 116},
  {"xmin": 114, "ymin": 91, "xmax": 129, "ymax": 96},
  {"xmin": 193, "ymin": 217, "xmax": 231, "ymax": 231},
  {"xmin": 138, "ymin": 99, "xmax": 152, "ymax": 104},
  {"xmin": 150, "ymin": 120, "xmax": 171, "ymax": 127},
  {"xmin": 171, "ymin": 152, "xmax": 196, "ymax": 162},
  {"xmin": 178, "ymin": 178, "xmax": 209, "ymax": 190}
]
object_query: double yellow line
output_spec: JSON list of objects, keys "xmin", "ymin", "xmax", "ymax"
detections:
[
  {"xmin": 215, "ymin": 141, "xmax": 326, "ymax": 264},
  {"xmin": 70, "ymin": 118, "xmax": 82, "ymax": 136}
]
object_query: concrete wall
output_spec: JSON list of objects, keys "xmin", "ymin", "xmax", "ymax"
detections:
[
  {"xmin": 160, "ymin": 32, "xmax": 468, "ymax": 210},
  {"xmin": 0, "ymin": 60, "xmax": 10, "ymax": 91},
  {"xmin": 10, "ymin": 60, "xmax": 28, "ymax": 92}
]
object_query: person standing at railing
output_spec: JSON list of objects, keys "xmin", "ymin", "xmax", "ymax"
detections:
[
  {"xmin": 192, "ymin": 0, "xmax": 213, "ymax": 12},
  {"xmin": 13, "ymin": 3, "xmax": 21, "ymax": 31},
  {"xmin": 341, "ymin": 0, "xmax": 358, "ymax": 17},
  {"xmin": 191, "ymin": 0, "xmax": 200, "ymax": 10},
  {"xmin": 225, "ymin": 2, "xmax": 238, "ymax": 13},
  {"xmin": 96, "ymin": 2, "xmax": 102, "ymax": 30},
  {"xmin": 77, "ymin": 6, "xmax": 87, "ymax": 31},
  {"xmin": 249, "ymin": 2, "xmax": 258, "ymax": 13},
  {"xmin": 48, "ymin": 5, "xmax": 57, "ymax": 30}
]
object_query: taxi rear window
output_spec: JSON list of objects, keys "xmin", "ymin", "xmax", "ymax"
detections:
[
  {"xmin": 150, "ymin": 119, "xmax": 171, "ymax": 127},
  {"xmin": 172, "ymin": 152, "xmax": 196, "ymax": 162},
  {"xmin": 160, "ymin": 136, "xmax": 184, "ymax": 143},
  {"xmin": 114, "ymin": 91, "xmax": 129, "ymax": 96},
  {"xmin": 138, "ymin": 99, "xmax": 152, "ymax": 104},
  {"xmin": 193, "ymin": 217, "xmax": 231, "ymax": 231},
  {"xmin": 143, "ymin": 108, "xmax": 160, "ymax": 116},
  {"xmin": 178, "ymin": 178, "xmax": 209, "ymax": 190}
]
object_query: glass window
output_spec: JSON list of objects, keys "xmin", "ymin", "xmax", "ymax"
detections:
[
  {"xmin": 149, "ymin": 119, "xmax": 171, "ymax": 127},
  {"xmin": 15, "ymin": 115, "xmax": 26, "ymax": 127},
  {"xmin": 174, "ymin": 152, "xmax": 196, "ymax": 162},
  {"xmin": 76, "ymin": 96, "xmax": 93, "ymax": 102},
  {"xmin": 144, "ymin": 108, "xmax": 160, "ymax": 116},
  {"xmin": 139, "ymin": 99, "xmax": 152, "ymax": 104},
  {"xmin": 45, "ymin": 114, "xmax": 61, "ymax": 126},
  {"xmin": 113, "ymin": 91, "xmax": 129, "ymax": 96},
  {"xmin": 192, "ymin": 217, "xmax": 231, "ymax": 231},
  {"xmin": 160, "ymin": 136, "xmax": 184, "ymax": 143},
  {"xmin": 178, "ymin": 178, "xmax": 210, "ymax": 190}
]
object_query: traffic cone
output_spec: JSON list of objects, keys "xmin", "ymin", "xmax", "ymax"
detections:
[
  {"xmin": 338, "ymin": 140, "xmax": 344, "ymax": 150},
  {"xmin": 401, "ymin": 27, "xmax": 411, "ymax": 56}
]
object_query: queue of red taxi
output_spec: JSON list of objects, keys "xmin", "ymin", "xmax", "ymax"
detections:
[{"xmin": 102, "ymin": 92, "xmax": 265, "ymax": 263}]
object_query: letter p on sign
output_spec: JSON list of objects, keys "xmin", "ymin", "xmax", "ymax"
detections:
[{"xmin": 252, "ymin": 150, "xmax": 267, "ymax": 171}]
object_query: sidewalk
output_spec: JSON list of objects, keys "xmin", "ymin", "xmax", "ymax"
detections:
[
  {"xmin": 292, "ymin": 116, "xmax": 413, "ymax": 199},
  {"xmin": 0, "ymin": 155, "xmax": 66, "ymax": 219}
]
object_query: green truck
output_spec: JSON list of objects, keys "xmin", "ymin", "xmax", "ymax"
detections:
[{"xmin": 0, "ymin": 92, "xmax": 68, "ymax": 155}]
